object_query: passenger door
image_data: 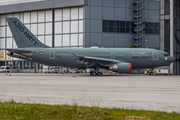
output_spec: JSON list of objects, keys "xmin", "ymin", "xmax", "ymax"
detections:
[
  {"xmin": 49, "ymin": 50, "xmax": 55, "ymax": 60},
  {"xmin": 110, "ymin": 53, "xmax": 114, "ymax": 59},
  {"xmin": 152, "ymin": 51, "xmax": 158, "ymax": 60}
]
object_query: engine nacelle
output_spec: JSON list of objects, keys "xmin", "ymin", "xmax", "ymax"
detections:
[{"xmin": 109, "ymin": 63, "xmax": 132, "ymax": 74}]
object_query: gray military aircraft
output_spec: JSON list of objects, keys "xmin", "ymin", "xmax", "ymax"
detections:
[{"xmin": 6, "ymin": 17, "xmax": 175, "ymax": 76}]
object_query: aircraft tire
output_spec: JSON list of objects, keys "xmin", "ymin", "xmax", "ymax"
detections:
[
  {"xmin": 92, "ymin": 72, "xmax": 97, "ymax": 76},
  {"xmin": 90, "ymin": 71, "xmax": 94, "ymax": 76},
  {"xmin": 97, "ymin": 72, "xmax": 102, "ymax": 76},
  {"xmin": 149, "ymin": 72, "xmax": 153, "ymax": 76}
]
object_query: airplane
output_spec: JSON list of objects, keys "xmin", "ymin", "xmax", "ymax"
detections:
[{"xmin": 6, "ymin": 17, "xmax": 175, "ymax": 76}]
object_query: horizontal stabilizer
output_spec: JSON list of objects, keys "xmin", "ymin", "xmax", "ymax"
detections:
[
  {"xmin": 7, "ymin": 48, "xmax": 33, "ymax": 56},
  {"xmin": 7, "ymin": 53, "xmax": 54, "ymax": 66}
]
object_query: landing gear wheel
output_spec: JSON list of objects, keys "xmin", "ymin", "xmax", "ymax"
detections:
[
  {"xmin": 97, "ymin": 72, "xmax": 102, "ymax": 76},
  {"xmin": 92, "ymin": 72, "xmax": 97, "ymax": 76},
  {"xmin": 90, "ymin": 71, "xmax": 94, "ymax": 75},
  {"xmin": 149, "ymin": 72, "xmax": 153, "ymax": 76}
]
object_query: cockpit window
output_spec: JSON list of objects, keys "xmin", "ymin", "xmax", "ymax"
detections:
[{"xmin": 164, "ymin": 54, "xmax": 169, "ymax": 56}]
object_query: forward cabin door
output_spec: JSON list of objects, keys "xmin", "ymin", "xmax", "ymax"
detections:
[{"xmin": 152, "ymin": 51, "xmax": 158, "ymax": 60}]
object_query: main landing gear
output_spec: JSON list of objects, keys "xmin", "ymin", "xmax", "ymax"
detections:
[
  {"xmin": 89, "ymin": 65, "xmax": 103, "ymax": 76},
  {"xmin": 90, "ymin": 71, "xmax": 103, "ymax": 76}
]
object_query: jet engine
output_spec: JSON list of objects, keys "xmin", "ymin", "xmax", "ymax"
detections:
[{"xmin": 109, "ymin": 63, "xmax": 132, "ymax": 74}]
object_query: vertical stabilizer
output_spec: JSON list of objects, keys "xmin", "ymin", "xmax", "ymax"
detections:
[{"xmin": 6, "ymin": 17, "xmax": 50, "ymax": 48}]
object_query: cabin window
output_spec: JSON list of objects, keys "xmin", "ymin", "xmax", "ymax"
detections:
[{"xmin": 164, "ymin": 54, "xmax": 169, "ymax": 56}]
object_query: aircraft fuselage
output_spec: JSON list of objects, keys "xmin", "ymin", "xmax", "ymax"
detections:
[{"xmin": 24, "ymin": 48, "xmax": 174, "ymax": 69}]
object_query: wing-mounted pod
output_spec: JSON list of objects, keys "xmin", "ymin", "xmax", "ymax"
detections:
[{"xmin": 109, "ymin": 63, "xmax": 133, "ymax": 74}]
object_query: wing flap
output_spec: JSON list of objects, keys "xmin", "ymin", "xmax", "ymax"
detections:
[{"xmin": 72, "ymin": 53, "xmax": 123, "ymax": 67}]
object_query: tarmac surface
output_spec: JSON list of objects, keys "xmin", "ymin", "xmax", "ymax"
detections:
[{"xmin": 0, "ymin": 73, "xmax": 180, "ymax": 113}]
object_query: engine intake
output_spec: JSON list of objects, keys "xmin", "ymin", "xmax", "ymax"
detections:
[{"xmin": 109, "ymin": 63, "xmax": 132, "ymax": 73}]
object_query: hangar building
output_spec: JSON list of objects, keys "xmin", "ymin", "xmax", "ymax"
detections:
[
  {"xmin": 160, "ymin": 0, "xmax": 180, "ymax": 75},
  {"xmin": 0, "ymin": 0, "xmax": 160, "ymax": 72}
]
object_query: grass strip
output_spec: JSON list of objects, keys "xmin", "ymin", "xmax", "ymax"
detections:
[{"xmin": 0, "ymin": 101, "xmax": 180, "ymax": 120}]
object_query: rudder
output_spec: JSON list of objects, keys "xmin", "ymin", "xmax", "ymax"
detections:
[{"xmin": 6, "ymin": 17, "xmax": 49, "ymax": 48}]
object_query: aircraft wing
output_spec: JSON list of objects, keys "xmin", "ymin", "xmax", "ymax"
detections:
[{"xmin": 72, "ymin": 54, "xmax": 124, "ymax": 67}]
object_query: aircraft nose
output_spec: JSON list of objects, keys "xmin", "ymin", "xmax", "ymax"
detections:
[{"xmin": 170, "ymin": 56, "xmax": 175, "ymax": 63}]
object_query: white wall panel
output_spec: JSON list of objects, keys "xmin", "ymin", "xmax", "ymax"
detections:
[
  {"xmin": 20, "ymin": 13, "xmax": 24, "ymax": 22},
  {"xmin": 0, "ymin": 15, "xmax": 6, "ymax": 26},
  {"xmin": 55, "ymin": 35, "xmax": 62, "ymax": 47},
  {"xmin": 0, "ymin": 38, "xmax": 5, "ymax": 49},
  {"xmin": 7, "ymin": 38, "xmax": 12, "ymax": 48},
  {"xmin": 79, "ymin": 34, "xmax": 83, "ymax": 46},
  {"xmin": 38, "ymin": 24, "xmax": 44, "ymax": 34},
  {"xmin": 0, "ymin": 27, "xmax": 5, "ymax": 37},
  {"xmin": 13, "ymin": 57, "xmax": 19, "ymax": 60},
  {"xmin": 6, "ymin": 15, "xmax": 13, "ymax": 25},
  {"xmin": 24, "ymin": 12, "xmax": 30, "ymax": 23},
  {"xmin": 79, "ymin": 7, "xmax": 83, "ymax": 19},
  {"xmin": 25, "ymin": 24, "xmax": 30, "ymax": 30},
  {"xmin": 13, "ymin": 38, "xmax": 17, "ymax": 48},
  {"xmin": 55, "ymin": 22, "xmax": 62, "ymax": 34},
  {"xmin": 31, "ymin": 24, "xmax": 37, "ymax": 35},
  {"xmin": 38, "ymin": 36, "xmax": 45, "ymax": 44},
  {"xmin": 7, "ymin": 26, "xmax": 12, "ymax": 37},
  {"xmin": 46, "ymin": 10, "xmax": 52, "ymax": 22},
  {"xmin": 55, "ymin": 9, "xmax": 62, "ymax": 21},
  {"xmin": 63, "ymin": 35, "xmax": 69, "ymax": 46},
  {"xmin": 14, "ymin": 14, "xmax": 20, "ymax": 19},
  {"xmin": 45, "ymin": 36, "xmax": 52, "ymax": 47},
  {"xmin": 38, "ymin": 11, "xmax": 44, "ymax": 22},
  {"xmin": 7, "ymin": 14, "xmax": 13, "ymax": 17},
  {"xmin": 63, "ymin": 9, "xmax": 70, "ymax": 20},
  {"xmin": 45, "ymin": 23, "xmax": 52, "ymax": 34},
  {"xmin": 31, "ymin": 12, "xmax": 37, "ymax": 23},
  {"xmin": 63, "ymin": 22, "xmax": 70, "ymax": 33},
  {"xmin": 71, "ymin": 21, "xmax": 78, "ymax": 33},
  {"xmin": 71, "ymin": 34, "xmax": 78, "ymax": 46},
  {"xmin": 71, "ymin": 8, "xmax": 78, "ymax": 20},
  {"xmin": 79, "ymin": 20, "xmax": 83, "ymax": 32}
]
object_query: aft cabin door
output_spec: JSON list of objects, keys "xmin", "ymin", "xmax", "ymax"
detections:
[
  {"xmin": 49, "ymin": 50, "xmax": 55, "ymax": 60},
  {"xmin": 152, "ymin": 51, "xmax": 158, "ymax": 60}
]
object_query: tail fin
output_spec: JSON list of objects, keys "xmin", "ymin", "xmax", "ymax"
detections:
[{"xmin": 6, "ymin": 17, "xmax": 50, "ymax": 48}]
